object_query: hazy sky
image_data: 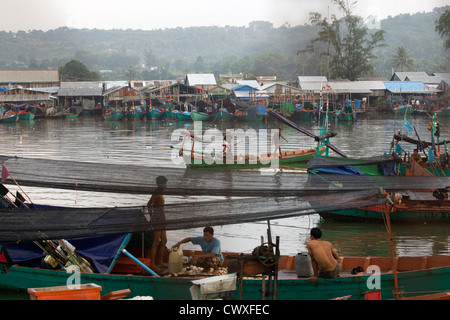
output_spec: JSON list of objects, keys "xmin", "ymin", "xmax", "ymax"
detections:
[{"xmin": 0, "ymin": 0, "xmax": 447, "ymax": 32}]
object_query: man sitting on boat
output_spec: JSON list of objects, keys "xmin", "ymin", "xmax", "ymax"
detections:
[
  {"xmin": 171, "ymin": 226, "xmax": 223, "ymax": 273},
  {"xmin": 307, "ymin": 228, "xmax": 341, "ymax": 280},
  {"xmin": 410, "ymin": 149, "xmax": 423, "ymax": 164}
]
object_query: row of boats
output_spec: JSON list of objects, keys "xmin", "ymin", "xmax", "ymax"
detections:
[{"xmin": 103, "ymin": 104, "xmax": 265, "ymax": 122}]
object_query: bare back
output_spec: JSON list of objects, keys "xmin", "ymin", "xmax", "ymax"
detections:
[{"xmin": 307, "ymin": 239, "xmax": 338, "ymax": 271}]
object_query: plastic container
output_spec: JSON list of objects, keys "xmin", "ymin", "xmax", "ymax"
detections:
[
  {"xmin": 28, "ymin": 283, "xmax": 101, "ymax": 300},
  {"xmin": 168, "ymin": 247, "xmax": 183, "ymax": 274},
  {"xmin": 295, "ymin": 252, "xmax": 314, "ymax": 277}
]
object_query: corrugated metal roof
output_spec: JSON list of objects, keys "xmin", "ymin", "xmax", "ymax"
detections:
[
  {"xmin": 391, "ymin": 72, "xmax": 429, "ymax": 81},
  {"xmin": 299, "ymin": 81, "xmax": 376, "ymax": 94},
  {"xmin": 186, "ymin": 74, "xmax": 216, "ymax": 86},
  {"xmin": 383, "ymin": 81, "xmax": 436, "ymax": 93},
  {"xmin": 298, "ymin": 76, "xmax": 327, "ymax": 82},
  {"xmin": 58, "ymin": 82, "xmax": 103, "ymax": 96},
  {"xmin": 0, "ymin": 70, "xmax": 59, "ymax": 83}
]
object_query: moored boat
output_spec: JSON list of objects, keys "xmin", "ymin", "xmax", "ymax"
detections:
[
  {"xmin": 17, "ymin": 105, "xmax": 36, "ymax": 120},
  {"xmin": 103, "ymin": 107, "xmax": 124, "ymax": 121},
  {"xmin": 177, "ymin": 111, "xmax": 192, "ymax": 121},
  {"xmin": 146, "ymin": 107, "xmax": 164, "ymax": 120},
  {"xmin": 126, "ymin": 106, "xmax": 144, "ymax": 121},
  {"xmin": 184, "ymin": 146, "xmax": 327, "ymax": 168},
  {"xmin": 190, "ymin": 111, "xmax": 211, "ymax": 121},
  {"xmin": 214, "ymin": 108, "xmax": 234, "ymax": 122},
  {"xmin": 1, "ymin": 242, "xmax": 449, "ymax": 300}
]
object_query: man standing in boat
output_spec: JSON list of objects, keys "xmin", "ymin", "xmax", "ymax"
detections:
[
  {"xmin": 171, "ymin": 226, "xmax": 223, "ymax": 272},
  {"xmin": 148, "ymin": 176, "xmax": 168, "ymax": 274},
  {"xmin": 307, "ymin": 228, "xmax": 341, "ymax": 279}
]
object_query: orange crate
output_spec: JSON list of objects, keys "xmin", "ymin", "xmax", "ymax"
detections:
[{"xmin": 28, "ymin": 283, "xmax": 102, "ymax": 300}]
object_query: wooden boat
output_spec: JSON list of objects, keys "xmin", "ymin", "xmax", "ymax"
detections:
[
  {"xmin": 320, "ymin": 192, "xmax": 450, "ymax": 223},
  {"xmin": 0, "ymin": 111, "xmax": 18, "ymax": 123},
  {"xmin": 103, "ymin": 108, "xmax": 124, "ymax": 121},
  {"xmin": 190, "ymin": 111, "xmax": 211, "ymax": 121},
  {"xmin": 214, "ymin": 108, "xmax": 234, "ymax": 122},
  {"xmin": 126, "ymin": 106, "xmax": 144, "ymax": 121},
  {"xmin": 1, "ymin": 245, "xmax": 449, "ymax": 300},
  {"xmin": 184, "ymin": 146, "xmax": 327, "ymax": 168},
  {"xmin": 177, "ymin": 111, "xmax": 192, "ymax": 121},
  {"xmin": 18, "ymin": 105, "xmax": 36, "ymax": 120},
  {"xmin": 338, "ymin": 105, "xmax": 355, "ymax": 121},
  {"xmin": 145, "ymin": 107, "xmax": 164, "ymax": 120},
  {"xmin": 435, "ymin": 107, "xmax": 450, "ymax": 117}
]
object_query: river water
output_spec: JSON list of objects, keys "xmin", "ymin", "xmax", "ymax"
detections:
[{"xmin": 0, "ymin": 113, "xmax": 449, "ymax": 260}]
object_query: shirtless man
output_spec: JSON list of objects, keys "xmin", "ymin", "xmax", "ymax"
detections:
[{"xmin": 306, "ymin": 228, "xmax": 341, "ymax": 279}]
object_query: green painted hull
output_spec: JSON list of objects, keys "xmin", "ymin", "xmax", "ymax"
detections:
[
  {"xmin": 165, "ymin": 111, "xmax": 176, "ymax": 119},
  {"xmin": 190, "ymin": 112, "xmax": 211, "ymax": 121},
  {"xmin": 146, "ymin": 109, "xmax": 164, "ymax": 120},
  {"xmin": 436, "ymin": 108, "xmax": 450, "ymax": 117},
  {"xmin": 321, "ymin": 204, "xmax": 450, "ymax": 224},
  {"xmin": 0, "ymin": 115, "xmax": 18, "ymax": 123},
  {"xmin": 185, "ymin": 147, "xmax": 326, "ymax": 169},
  {"xmin": 214, "ymin": 109, "xmax": 234, "ymax": 122},
  {"xmin": 126, "ymin": 111, "xmax": 143, "ymax": 121},
  {"xmin": 19, "ymin": 113, "xmax": 35, "ymax": 120},
  {"xmin": 235, "ymin": 115, "xmax": 263, "ymax": 122},
  {"xmin": 1, "ymin": 261, "xmax": 449, "ymax": 300},
  {"xmin": 339, "ymin": 113, "xmax": 354, "ymax": 121},
  {"xmin": 103, "ymin": 112, "xmax": 124, "ymax": 121},
  {"xmin": 177, "ymin": 113, "xmax": 192, "ymax": 121}
]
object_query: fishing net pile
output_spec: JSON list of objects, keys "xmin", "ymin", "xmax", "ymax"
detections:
[{"xmin": 0, "ymin": 155, "xmax": 449, "ymax": 243}]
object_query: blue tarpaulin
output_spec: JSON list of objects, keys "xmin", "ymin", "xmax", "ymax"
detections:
[{"xmin": 1, "ymin": 233, "xmax": 130, "ymax": 273}]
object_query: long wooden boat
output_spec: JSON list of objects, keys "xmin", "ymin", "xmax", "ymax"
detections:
[
  {"xmin": 126, "ymin": 106, "xmax": 144, "ymax": 121},
  {"xmin": 18, "ymin": 105, "xmax": 36, "ymax": 120},
  {"xmin": 435, "ymin": 107, "xmax": 450, "ymax": 117},
  {"xmin": 320, "ymin": 191, "xmax": 450, "ymax": 223},
  {"xmin": 1, "ymin": 247, "xmax": 449, "ymax": 300},
  {"xmin": 214, "ymin": 108, "xmax": 234, "ymax": 122},
  {"xmin": 184, "ymin": 146, "xmax": 327, "ymax": 168},
  {"xmin": 146, "ymin": 108, "xmax": 164, "ymax": 120},
  {"xmin": 235, "ymin": 113, "xmax": 263, "ymax": 122},
  {"xmin": 177, "ymin": 111, "xmax": 192, "ymax": 121},
  {"xmin": 0, "ymin": 113, "xmax": 18, "ymax": 123},
  {"xmin": 190, "ymin": 111, "xmax": 211, "ymax": 121},
  {"xmin": 103, "ymin": 108, "xmax": 124, "ymax": 121}
]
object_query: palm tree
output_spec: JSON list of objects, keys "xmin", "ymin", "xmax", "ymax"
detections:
[{"xmin": 390, "ymin": 46, "xmax": 414, "ymax": 72}]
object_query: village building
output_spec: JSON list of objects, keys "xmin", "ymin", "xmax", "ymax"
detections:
[{"xmin": 0, "ymin": 70, "xmax": 59, "ymax": 89}]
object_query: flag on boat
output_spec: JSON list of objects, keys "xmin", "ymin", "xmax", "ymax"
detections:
[
  {"xmin": 1, "ymin": 163, "xmax": 10, "ymax": 182},
  {"xmin": 404, "ymin": 119, "xmax": 413, "ymax": 132}
]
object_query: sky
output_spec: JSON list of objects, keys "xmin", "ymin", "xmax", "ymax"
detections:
[{"xmin": 0, "ymin": 0, "xmax": 448, "ymax": 32}]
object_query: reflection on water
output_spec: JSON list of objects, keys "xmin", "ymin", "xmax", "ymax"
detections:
[{"xmin": 0, "ymin": 115, "xmax": 449, "ymax": 258}]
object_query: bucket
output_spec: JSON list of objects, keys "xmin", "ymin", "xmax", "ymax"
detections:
[
  {"xmin": 295, "ymin": 252, "xmax": 314, "ymax": 277},
  {"xmin": 168, "ymin": 247, "xmax": 183, "ymax": 274}
]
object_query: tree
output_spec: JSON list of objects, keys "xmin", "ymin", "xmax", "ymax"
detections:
[
  {"xmin": 59, "ymin": 59, "xmax": 99, "ymax": 81},
  {"xmin": 435, "ymin": 10, "xmax": 450, "ymax": 50},
  {"xmin": 301, "ymin": 0, "xmax": 386, "ymax": 80},
  {"xmin": 390, "ymin": 46, "xmax": 414, "ymax": 72}
]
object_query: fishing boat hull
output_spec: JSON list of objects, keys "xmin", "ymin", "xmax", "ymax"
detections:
[
  {"xmin": 177, "ymin": 112, "xmax": 192, "ymax": 121},
  {"xmin": 103, "ymin": 111, "xmax": 124, "ymax": 121},
  {"xmin": 0, "ymin": 115, "xmax": 18, "ymax": 123},
  {"xmin": 126, "ymin": 110, "xmax": 143, "ymax": 121},
  {"xmin": 18, "ymin": 113, "xmax": 35, "ymax": 120},
  {"xmin": 164, "ymin": 111, "xmax": 176, "ymax": 119},
  {"xmin": 190, "ymin": 112, "xmax": 211, "ymax": 121},
  {"xmin": 184, "ymin": 147, "xmax": 327, "ymax": 168},
  {"xmin": 1, "ymin": 254, "xmax": 449, "ymax": 300},
  {"xmin": 235, "ymin": 114, "xmax": 263, "ymax": 122},
  {"xmin": 214, "ymin": 109, "xmax": 234, "ymax": 122},
  {"xmin": 320, "ymin": 198, "xmax": 450, "ymax": 223},
  {"xmin": 146, "ymin": 108, "xmax": 164, "ymax": 120}
]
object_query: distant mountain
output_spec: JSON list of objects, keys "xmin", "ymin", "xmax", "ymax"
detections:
[{"xmin": 0, "ymin": 7, "xmax": 447, "ymax": 80}]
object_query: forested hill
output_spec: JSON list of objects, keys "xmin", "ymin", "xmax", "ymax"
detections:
[{"xmin": 0, "ymin": 6, "xmax": 448, "ymax": 81}]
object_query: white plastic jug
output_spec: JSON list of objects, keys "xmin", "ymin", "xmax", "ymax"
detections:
[{"xmin": 168, "ymin": 247, "xmax": 183, "ymax": 274}]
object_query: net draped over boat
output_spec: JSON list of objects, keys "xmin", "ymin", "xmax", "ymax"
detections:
[{"xmin": 0, "ymin": 155, "xmax": 449, "ymax": 242}]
